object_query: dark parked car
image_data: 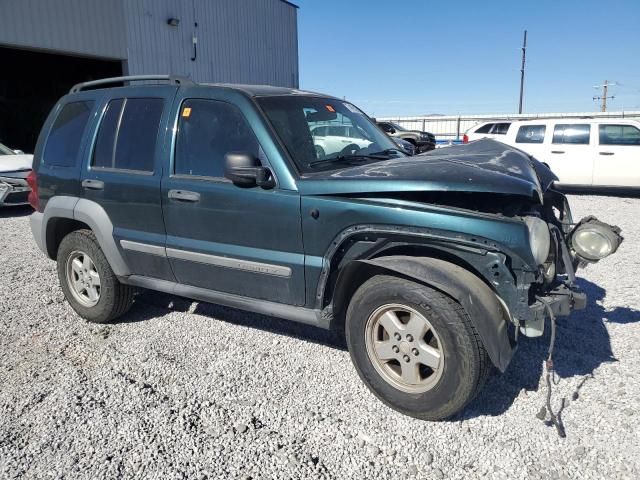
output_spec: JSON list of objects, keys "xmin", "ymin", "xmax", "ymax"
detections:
[
  {"xmin": 391, "ymin": 136, "xmax": 416, "ymax": 155},
  {"xmin": 29, "ymin": 76, "xmax": 622, "ymax": 420},
  {"xmin": 376, "ymin": 121, "xmax": 436, "ymax": 152}
]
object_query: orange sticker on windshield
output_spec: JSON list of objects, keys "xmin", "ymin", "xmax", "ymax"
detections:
[
  {"xmin": 325, "ymin": 105, "xmax": 335, "ymax": 112},
  {"xmin": 182, "ymin": 107, "xmax": 192, "ymax": 117}
]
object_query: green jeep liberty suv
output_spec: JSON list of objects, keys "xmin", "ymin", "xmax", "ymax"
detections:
[{"xmin": 28, "ymin": 76, "xmax": 622, "ymax": 420}]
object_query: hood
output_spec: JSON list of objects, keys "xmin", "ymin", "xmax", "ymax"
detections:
[
  {"xmin": 298, "ymin": 139, "xmax": 557, "ymax": 200},
  {"xmin": 0, "ymin": 154, "xmax": 33, "ymax": 173}
]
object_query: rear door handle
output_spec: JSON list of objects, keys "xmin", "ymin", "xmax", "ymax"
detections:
[
  {"xmin": 599, "ymin": 152, "xmax": 615, "ymax": 156},
  {"xmin": 168, "ymin": 189, "xmax": 200, "ymax": 202},
  {"xmin": 81, "ymin": 179, "xmax": 104, "ymax": 190},
  {"xmin": 550, "ymin": 150, "xmax": 565, "ymax": 154}
]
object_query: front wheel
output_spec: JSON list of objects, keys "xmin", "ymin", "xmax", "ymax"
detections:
[
  {"xmin": 346, "ymin": 275, "xmax": 490, "ymax": 420},
  {"xmin": 57, "ymin": 229, "xmax": 135, "ymax": 323}
]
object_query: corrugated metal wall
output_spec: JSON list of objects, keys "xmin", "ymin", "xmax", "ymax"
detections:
[
  {"xmin": 0, "ymin": 0, "xmax": 298, "ymax": 87},
  {"xmin": 0, "ymin": 0, "xmax": 127, "ymax": 59},
  {"xmin": 123, "ymin": 0, "xmax": 299, "ymax": 87}
]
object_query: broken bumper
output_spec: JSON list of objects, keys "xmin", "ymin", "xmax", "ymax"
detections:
[
  {"xmin": 0, "ymin": 175, "xmax": 31, "ymax": 206},
  {"xmin": 520, "ymin": 282, "xmax": 587, "ymax": 337}
]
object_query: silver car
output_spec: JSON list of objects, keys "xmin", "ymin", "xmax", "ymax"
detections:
[{"xmin": 0, "ymin": 142, "xmax": 32, "ymax": 206}]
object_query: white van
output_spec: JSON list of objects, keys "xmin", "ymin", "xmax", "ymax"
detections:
[{"xmin": 485, "ymin": 119, "xmax": 640, "ymax": 189}]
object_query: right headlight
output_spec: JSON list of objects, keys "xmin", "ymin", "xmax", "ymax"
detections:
[
  {"xmin": 569, "ymin": 216, "xmax": 623, "ymax": 262},
  {"xmin": 525, "ymin": 216, "xmax": 551, "ymax": 266}
]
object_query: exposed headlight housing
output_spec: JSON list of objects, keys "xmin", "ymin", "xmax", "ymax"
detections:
[
  {"xmin": 569, "ymin": 216, "xmax": 623, "ymax": 262},
  {"xmin": 525, "ymin": 216, "xmax": 551, "ymax": 266}
]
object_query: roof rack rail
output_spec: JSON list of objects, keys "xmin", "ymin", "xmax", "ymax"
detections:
[{"xmin": 69, "ymin": 75, "xmax": 195, "ymax": 93}]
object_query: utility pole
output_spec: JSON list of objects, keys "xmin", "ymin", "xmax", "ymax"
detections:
[
  {"xmin": 593, "ymin": 80, "xmax": 616, "ymax": 112},
  {"xmin": 518, "ymin": 30, "xmax": 527, "ymax": 114}
]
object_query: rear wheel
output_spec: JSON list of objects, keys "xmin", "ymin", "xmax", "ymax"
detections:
[
  {"xmin": 57, "ymin": 230, "xmax": 134, "ymax": 323},
  {"xmin": 346, "ymin": 275, "xmax": 490, "ymax": 420}
]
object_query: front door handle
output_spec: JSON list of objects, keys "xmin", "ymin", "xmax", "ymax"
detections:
[
  {"xmin": 599, "ymin": 152, "xmax": 615, "ymax": 156},
  {"xmin": 82, "ymin": 179, "xmax": 104, "ymax": 190},
  {"xmin": 551, "ymin": 150, "xmax": 565, "ymax": 154},
  {"xmin": 168, "ymin": 189, "xmax": 200, "ymax": 203}
]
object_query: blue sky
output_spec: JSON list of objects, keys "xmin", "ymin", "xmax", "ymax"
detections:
[{"xmin": 295, "ymin": 0, "xmax": 640, "ymax": 117}]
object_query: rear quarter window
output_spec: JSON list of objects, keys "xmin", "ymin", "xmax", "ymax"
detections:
[
  {"xmin": 43, "ymin": 101, "xmax": 94, "ymax": 167},
  {"xmin": 474, "ymin": 123, "xmax": 494, "ymax": 134},
  {"xmin": 492, "ymin": 123, "xmax": 511, "ymax": 135}
]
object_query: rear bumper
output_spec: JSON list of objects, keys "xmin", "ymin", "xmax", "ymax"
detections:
[{"xmin": 30, "ymin": 211, "xmax": 47, "ymax": 255}]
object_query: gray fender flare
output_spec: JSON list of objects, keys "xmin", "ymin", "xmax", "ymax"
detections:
[
  {"xmin": 37, "ymin": 196, "xmax": 130, "ymax": 277},
  {"xmin": 74, "ymin": 199, "xmax": 130, "ymax": 276},
  {"xmin": 359, "ymin": 256, "xmax": 514, "ymax": 372}
]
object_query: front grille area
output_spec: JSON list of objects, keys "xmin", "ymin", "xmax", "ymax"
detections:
[{"xmin": 4, "ymin": 190, "xmax": 29, "ymax": 205}]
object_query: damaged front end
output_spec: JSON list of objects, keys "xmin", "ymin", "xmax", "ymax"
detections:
[
  {"xmin": 0, "ymin": 171, "xmax": 31, "ymax": 206},
  {"xmin": 515, "ymin": 190, "xmax": 623, "ymax": 337}
]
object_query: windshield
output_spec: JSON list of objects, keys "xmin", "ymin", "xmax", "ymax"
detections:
[
  {"xmin": 0, "ymin": 143, "xmax": 15, "ymax": 156},
  {"xmin": 390, "ymin": 122, "xmax": 406, "ymax": 131},
  {"xmin": 256, "ymin": 96, "xmax": 403, "ymax": 173}
]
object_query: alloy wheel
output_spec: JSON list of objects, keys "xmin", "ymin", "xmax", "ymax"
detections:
[
  {"xmin": 66, "ymin": 250, "xmax": 101, "ymax": 308},
  {"xmin": 364, "ymin": 303, "xmax": 444, "ymax": 393}
]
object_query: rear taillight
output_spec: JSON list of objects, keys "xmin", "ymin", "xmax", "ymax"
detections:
[
  {"xmin": 26, "ymin": 170, "xmax": 40, "ymax": 211},
  {"xmin": 462, "ymin": 134, "xmax": 469, "ymax": 144}
]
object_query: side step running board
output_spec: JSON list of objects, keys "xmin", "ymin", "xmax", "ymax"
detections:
[{"xmin": 124, "ymin": 275, "xmax": 329, "ymax": 329}]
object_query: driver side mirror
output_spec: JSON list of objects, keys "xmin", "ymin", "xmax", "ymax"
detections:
[
  {"xmin": 224, "ymin": 152, "xmax": 275, "ymax": 189},
  {"xmin": 13, "ymin": 149, "xmax": 24, "ymax": 154}
]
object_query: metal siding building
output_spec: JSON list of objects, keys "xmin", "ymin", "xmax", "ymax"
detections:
[
  {"xmin": 0, "ymin": 0, "xmax": 299, "ymax": 150},
  {"xmin": 0, "ymin": 0, "xmax": 128, "ymax": 60}
]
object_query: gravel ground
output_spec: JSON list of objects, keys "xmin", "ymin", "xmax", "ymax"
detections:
[{"xmin": 0, "ymin": 195, "xmax": 639, "ymax": 480}]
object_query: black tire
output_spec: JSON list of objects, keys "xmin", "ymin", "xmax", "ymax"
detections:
[
  {"xmin": 57, "ymin": 229, "xmax": 134, "ymax": 323},
  {"xmin": 345, "ymin": 275, "xmax": 490, "ymax": 420}
]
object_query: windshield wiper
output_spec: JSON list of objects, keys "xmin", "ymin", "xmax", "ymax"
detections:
[
  {"xmin": 367, "ymin": 148, "xmax": 405, "ymax": 156},
  {"xmin": 308, "ymin": 153, "xmax": 390, "ymax": 168}
]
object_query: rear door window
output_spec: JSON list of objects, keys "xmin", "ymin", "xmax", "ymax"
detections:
[
  {"xmin": 43, "ymin": 101, "xmax": 94, "ymax": 167},
  {"xmin": 515, "ymin": 125, "xmax": 546, "ymax": 144},
  {"xmin": 174, "ymin": 99, "xmax": 259, "ymax": 178},
  {"xmin": 92, "ymin": 98, "xmax": 164, "ymax": 172},
  {"xmin": 92, "ymin": 99, "xmax": 124, "ymax": 169},
  {"xmin": 599, "ymin": 124, "xmax": 640, "ymax": 146},
  {"xmin": 552, "ymin": 124, "xmax": 590, "ymax": 145}
]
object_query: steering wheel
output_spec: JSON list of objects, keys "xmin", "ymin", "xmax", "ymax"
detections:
[{"xmin": 339, "ymin": 143, "xmax": 361, "ymax": 156}]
